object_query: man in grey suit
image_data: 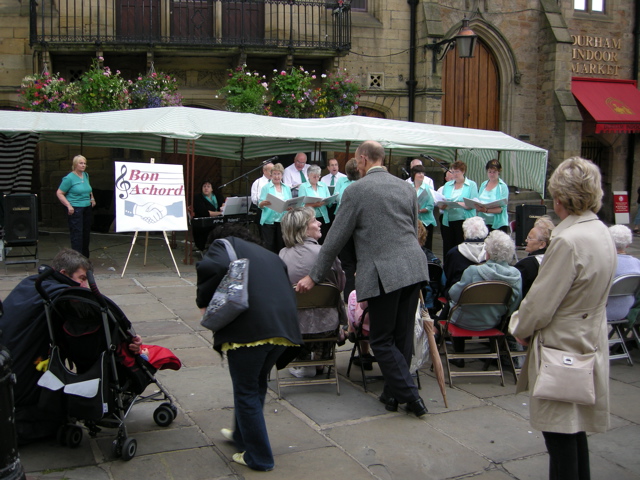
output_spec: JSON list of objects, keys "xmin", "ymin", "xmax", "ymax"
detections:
[{"xmin": 297, "ymin": 141, "xmax": 430, "ymax": 417}]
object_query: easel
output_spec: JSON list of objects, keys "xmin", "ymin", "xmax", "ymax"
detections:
[{"xmin": 121, "ymin": 158, "xmax": 182, "ymax": 278}]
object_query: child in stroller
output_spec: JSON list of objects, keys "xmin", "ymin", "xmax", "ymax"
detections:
[{"xmin": 34, "ymin": 265, "xmax": 181, "ymax": 460}]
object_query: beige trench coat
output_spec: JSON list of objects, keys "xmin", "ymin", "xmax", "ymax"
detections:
[{"xmin": 509, "ymin": 211, "xmax": 616, "ymax": 434}]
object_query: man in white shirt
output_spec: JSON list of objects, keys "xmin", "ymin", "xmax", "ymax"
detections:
[
  {"xmin": 321, "ymin": 158, "xmax": 346, "ymax": 191},
  {"xmin": 406, "ymin": 158, "xmax": 434, "ymax": 189},
  {"xmin": 250, "ymin": 162, "xmax": 274, "ymax": 205},
  {"xmin": 283, "ymin": 152, "xmax": 310, "ymax": 195}
]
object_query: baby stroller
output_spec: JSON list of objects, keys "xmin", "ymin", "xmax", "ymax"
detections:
[{"xmin": 34, "ymin": 266, "xmax": 181, "ymax": 460}]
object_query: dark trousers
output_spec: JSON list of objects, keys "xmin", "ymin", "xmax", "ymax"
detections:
[
  {"xmin": 367, "ymin": 282, "xmax": 421, "ymax": 404},
  {"xmin": 442, "ymin": 219, "xmax": 465, "ymax": 256},
  {"xmin": 542, "ymin": 431, "xmax": 590, "ymax": 480},
  {"xmin": 338, "ymin": 236, "xmax": 357, "ymax": 302},
  {"xmin": 318, "ymin": 217, "xmax": 330, "ymax": 246},
  {"xmin": 227, "ymin": 344, "xmax": 286, "ymax": 471},
  {"xmin": 260, "ymin": 222, "xmax": 284, "ymax": 254},
  {"xmin": 68, "ymin": 206, "xmax": 92, "ymax": 258},
  {"xmin": 425, "ymin": 224, "xmax": 434, "ymax": 251}
]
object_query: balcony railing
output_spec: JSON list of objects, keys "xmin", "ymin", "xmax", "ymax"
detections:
[{"xmin": 30, "ymin": 0, "xmax": 351, "ymax": 51}]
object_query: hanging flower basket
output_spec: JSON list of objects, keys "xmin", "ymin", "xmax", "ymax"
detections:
[
  {"xmin": 130, "ymin": 69, "xmax": 183, "ymax": 109},
  {"xmin": 18, "ymin": 71, "xmax": 77, "ymax": 113},
  {"xmin": 75, "ymin": 57, "xmax": 131, "ymax": 113},
  {"xmin": 218, "ymin": 65, "xmax": 268, "ymax": 115}
]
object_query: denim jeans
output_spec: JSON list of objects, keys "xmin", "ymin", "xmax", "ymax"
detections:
[
  {"xmin": 67, "ymin": 206, "xmax": 92, "ymax": 258},
  {"xmin": 226, "ymin": 344, "xmax": 286, "ymax": 471}
]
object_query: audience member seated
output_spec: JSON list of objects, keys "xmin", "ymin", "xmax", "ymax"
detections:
[
  {"xmin": 443, "ymin": 216, "xmax": 489, "ymax": 298},
  {"xmin": 514, "ymin": 216, "xmax": 555, "ymax": 298},
  {"xmin": 448, "ymin": 231, "xmax": 522, "ymax": 359},
  {"xmin": 0, "ymin": 248, "xmax": 142, "ymax": 443},
  {"xmin": 417, "ymin": 222, "xmax": 445, "ymax": 315},
  {"xmin": 607, "ymin": 225, "xmax": 640, "ymax": 320},
  {"xmin": 279, "ymin": 207, "xmax": 346, "ymax": 377},
  {"xmin": 347, "ymin": 288, "xmax": 373, "ymax": 370}
]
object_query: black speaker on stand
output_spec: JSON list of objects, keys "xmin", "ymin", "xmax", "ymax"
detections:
[
  {"xmin": 2, "ymin": 193, "xmax": 39, "ymax": 267},
  {"xmin": 515, "ymin": 204, "xmax": 547, "ymax": 247}
]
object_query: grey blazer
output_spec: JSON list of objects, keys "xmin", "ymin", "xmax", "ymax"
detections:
[{"xmin": 310, "ymin": 166, "xmax": 429, "ymax": 301}]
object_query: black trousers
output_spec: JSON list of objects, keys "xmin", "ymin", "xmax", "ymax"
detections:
[
  {"xmin": 367, "ymin": 281, "xmax": 421, "ymax": 404},
  {"xmin": 260, "ymin": 222, "xmax": 284, "ymax": 254},
  {"xmin": 542, "ymin": 431, "xmax": 590, "ymax": 480},
  {"xmin": 442, "ymin": 219, "xmax": 464, "ymax": 256},
  {"xmin": 425, "ymin": 224, "xmax": 434, "ymax": 251},
  {"xmin": 338, "ymin": 236, "xmax": 357, "ymax": 303},
  {"xmin": 68, "ymin": 206, "xmax": 92, "ymax": 258}
]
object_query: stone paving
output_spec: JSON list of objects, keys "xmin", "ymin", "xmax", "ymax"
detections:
[{"xmin": 1, "ymin": 228, "xmax": 639, "ymax": 480}]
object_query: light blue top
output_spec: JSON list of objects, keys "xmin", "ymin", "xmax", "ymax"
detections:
[
  {"xmin": 259, "ymin": 181, "xmax": 292, "ymax": 225},
  {"xmin": 298, "ymin": 181, "xmax": 331, "ymax": 223},
  {"xmin": 478, "ymin": 178, "xmax": 509, "ymax": 229},
  {"xmin": 415, "ymin": 183, "xmax": 436, "ymax": 227},
  {"xmin": 441, "ymin": 178, "xmax": 478, "ymax": 226},
  {"xmin": 334, "ymin": 177, "xmax": 354, "ymax": 214},
  {"xmin": 58, "ymin": 171, "xmax": 92, "ymax": 207}
]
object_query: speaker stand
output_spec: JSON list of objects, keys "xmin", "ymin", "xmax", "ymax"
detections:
[{"xmin": 2, "ymin": 242, "xmax": 39, "ymax": 269}]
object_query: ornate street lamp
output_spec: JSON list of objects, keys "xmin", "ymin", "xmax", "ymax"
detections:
[{"xmin": 425, "ymin": 18, "xmax": 478, "ymax": 72}]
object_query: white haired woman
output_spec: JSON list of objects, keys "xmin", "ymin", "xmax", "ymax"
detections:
[
  {"xmin": 279, "ymin": 207, "xmax": 346, "ymax": 377},
  {"xmin": 56, "ymin": 154, "xmax": 96, "ymax": 257},
  {"xmin": 514, "ymin": 216, "xmax": 555, "ymax": 298},
  {"xmin": 510, "ymin": 157, "xmax": 617, "ymax": 480},
  {"xmin": 606, "ymin": 225, "xmax": 640, "ymax": 321},
  {"xmin": 298, "ymin": 164, "xmax": 332, "ymax": 244}
]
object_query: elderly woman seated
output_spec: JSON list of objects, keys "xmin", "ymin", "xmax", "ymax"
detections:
[
  {"xmin": 279, "ymin": 207, "xmax": 346, "ymax": 377},
  {"xmin": 514, "ymin": 216, "xmax": 555, "ymax": 298},
  {"xmin": 607, "ymin": 225, "xmax": 640, "ymax": 320},
  {"xmin": 447, "ymin": 231, "xmax": 522, "ymax": 361}
]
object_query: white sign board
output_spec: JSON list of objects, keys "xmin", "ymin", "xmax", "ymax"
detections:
[{"xmin": 114, "ymin": 161, "xmax": 188, "ymax": 232}]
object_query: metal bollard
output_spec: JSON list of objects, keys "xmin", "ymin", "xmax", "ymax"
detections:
[{"xmin": 0, "ymin": 346, "xmax": 26, "ymax": 480}]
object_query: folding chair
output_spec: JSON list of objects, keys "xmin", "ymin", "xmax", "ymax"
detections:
[
  {"xmin": 276, "ymin": 283, "xmax": 342, "ymax": 397},
  {"xmin": 438, "ymin": 281, "xmax": 515, "ymax": 387},
  {"xmin": 606, "ymin": 273, "xmax": 640, "ymax": 366}
]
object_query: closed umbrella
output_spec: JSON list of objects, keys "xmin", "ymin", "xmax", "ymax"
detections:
[{"xmin": 420, "ymin": 294, "xmax": 448, "ymax": 408}]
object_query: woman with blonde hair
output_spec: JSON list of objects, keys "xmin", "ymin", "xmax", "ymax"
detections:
[
  {"xmin": 439, "ymin": 160, "xmax": 478, "ymax": 255},
  {"xmin": 258, "ymin": 163, "xmax": 292, "ymax": 253},
  {"xmin": 56, "ymin": 154, "xmax": 96, "ymax": 257},
  {"xmin": 510, "ymin": 157, "xmax": 616, "ymax": 480}
]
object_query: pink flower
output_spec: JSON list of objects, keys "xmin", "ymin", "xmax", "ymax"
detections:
[
  {"xmin": 277, "ymin": 100, "xmax": 282, "ymax": 104},
  {"xmin": 280, "ymin": 71, "xmax": 286, "ymax": 76}
]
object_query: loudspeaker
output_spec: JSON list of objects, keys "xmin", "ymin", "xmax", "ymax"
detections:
[
  {"xmin": 515, "ymin": 204, "xmax": 547, "ymax": 246},
  {"xmin": 3, "ymin": 194, "xmax": 38, "ymax": 246}
]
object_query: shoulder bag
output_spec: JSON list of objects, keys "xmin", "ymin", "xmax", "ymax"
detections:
[
  {"xmin": 200, "ymin": 239, "xmax": 250, "ymax": 332},
  {"xmin": 531, "ymin": 334, "xmax": 596, "ymax": 406}
]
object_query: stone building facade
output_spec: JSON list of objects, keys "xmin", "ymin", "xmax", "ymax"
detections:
[{"xmin": 1, "ymin": 0, "xmax": 639, "ymax": 227}]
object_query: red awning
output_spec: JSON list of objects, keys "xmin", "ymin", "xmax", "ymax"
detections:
[{"xmin": 572, "ymin": 77, "xmax": 640, "ymax": 134}]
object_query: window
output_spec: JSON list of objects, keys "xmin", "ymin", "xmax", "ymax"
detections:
[
  {"xmin": 351, "ymin": 0, "xmax": 367, "ymax": 12},
  {"xmin": 574, "ymin": 0, "xmax": 605, "ymax": 12}
]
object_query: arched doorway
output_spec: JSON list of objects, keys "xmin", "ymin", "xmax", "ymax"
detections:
[{"xmin": 442, "ymin": 39, "xmax": 500, "ymax": 131}]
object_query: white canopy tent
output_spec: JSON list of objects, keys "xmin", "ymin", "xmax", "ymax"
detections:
[{"xmin": 0, "ymin": 107, "xmax": 548, "ymax": 195}]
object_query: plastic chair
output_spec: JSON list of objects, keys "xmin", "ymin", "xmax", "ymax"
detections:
[
  {"xmin": 437, "ymin": 281, "xmax": 515, "ymax": 387},
  {"xmin": 276, "ymin": 283, "xmax": 342, "ymax": 397},
  {"xmin": 606, "ymin": 274, "xmax": 640, "ymax": 366}
]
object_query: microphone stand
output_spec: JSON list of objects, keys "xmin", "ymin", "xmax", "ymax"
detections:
[
  {"xmin": 219, "ymin": 161, "xmax": 267, "ymax": 224},
  {"xmin": 422, "ymin": 155, "xmax": 450, "ymax": 173}
]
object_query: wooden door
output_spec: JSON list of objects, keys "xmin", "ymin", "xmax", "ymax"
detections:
[
  {"xmin": 171, "ymin": 0, "xmax": 214, "ymax": 39},
  {"xmin": 117, "ymin": 0, "xmax": 161, "ymax": 39},
  {"xmin": 442, "ymin": 40, "xmax": 500, "ymax": 130},
  {"xmin": 222, "ymin": 1, "xmax": 265, "ymax": 43}
]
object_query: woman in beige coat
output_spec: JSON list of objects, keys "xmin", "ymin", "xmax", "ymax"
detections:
[{"xmin": 509, "ymin": 157, "xmax": 616, "ymax": 480}]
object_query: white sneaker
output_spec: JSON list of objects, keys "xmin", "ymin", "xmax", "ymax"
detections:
[
  {"xmin": 232, "ymin": 452, "xmax": 247, "ymax": 466},
  {"xmin": 221, "ymin": 428, "xmax": 234, "ymax": 441},
  {"xmin": 288, "ymin": 366, "xmax": 316, "ymax": 378}
]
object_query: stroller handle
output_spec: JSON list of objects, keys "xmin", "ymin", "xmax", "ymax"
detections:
[
  {"xmin": 34, "ymin": 265, "xmax": 55, "ymax": 301},
  {"xmin": 87, "ymin": 270, "xmax": 109, "ymax": 309}
]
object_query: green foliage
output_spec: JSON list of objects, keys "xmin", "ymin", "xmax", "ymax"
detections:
[
  {"xmin": 18, "ymin": 72, "xmax": 77, "ymax": 112},
  {"xmin": 130, "ymin": 71, "xmax": 183, "ymax": 109},
  {"xmin": 218, "ymin": 65, "xmax": 267, "ymax": 115},
  {"xmin": 75, "ymin": 57, "xmax": 131, "ymax": 112},
  {"xmin": 267, "ymin": 67, "xmax": 318, "ymax": 118},
  {"xmin": 316, "ymin": 70, "xmax": 361, "ymax": 118}
]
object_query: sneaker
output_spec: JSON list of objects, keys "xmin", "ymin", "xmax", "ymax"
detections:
[
  {"xmin": 221, "ymin": 428, "xmax": 234, "ymax": 441},
  {"xmin": 232, "ymin": 452, "xmax": 247, "ymax": 466},
  {"xmin": 288, "ymin": 366, "xmax": 316, "ymax": 378}
]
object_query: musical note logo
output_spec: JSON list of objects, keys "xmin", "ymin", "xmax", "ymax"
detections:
[{"xmin": 115, "ymin": 164, "xmax": 131, "ymax": 199}]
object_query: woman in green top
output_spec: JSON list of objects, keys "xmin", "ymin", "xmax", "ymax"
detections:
[{"xmin": 56, "ymin": 155, "xmax": 95, "ymax": 258}]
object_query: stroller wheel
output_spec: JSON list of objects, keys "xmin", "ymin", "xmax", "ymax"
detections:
[
  {"xmin": 153, "ymin": 405, "xmax": 175, "ymax": 427},
  {"xmin": 121, "ymin": 437, "xmax": 137, "ymax": 461},
  {"xmin": 65, "ymin": 425, "xmax": 83, "ymax": 448},
  {"xmin": 161, "ymin": 402, "xmax": 178, "ymax": 420}
]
